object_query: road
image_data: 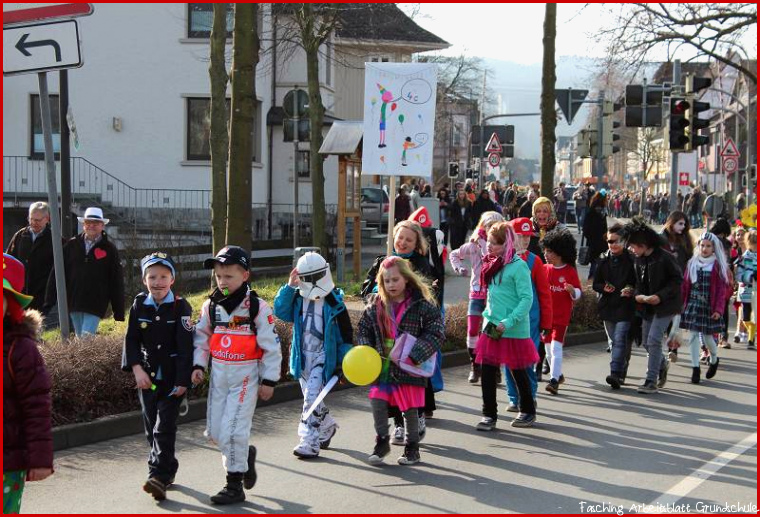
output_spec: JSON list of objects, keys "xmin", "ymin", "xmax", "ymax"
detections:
[{"xmin": 24, "ymin": 341, "xmax": 757, "ymax": 514}]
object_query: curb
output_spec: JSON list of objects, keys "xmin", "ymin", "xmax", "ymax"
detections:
[{"xmin": 52, "ymin": 330, "xmax": 607, "ymax": 451}]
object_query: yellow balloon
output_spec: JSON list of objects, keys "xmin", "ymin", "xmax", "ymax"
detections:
[{"xmin": 342, "ymin": 346, "xmax": 382, "ymax": 386}]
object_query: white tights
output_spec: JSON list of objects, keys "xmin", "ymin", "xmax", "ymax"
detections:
[
  {"xmin": 687, "ymin": 331, "xmax": 718, "ymax": 367},
  {"xmin": 545, "ymin": 340, "xmax": 564, "ymax": 380}
]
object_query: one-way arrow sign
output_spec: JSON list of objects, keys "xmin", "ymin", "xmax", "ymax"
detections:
[{"xmin": 3, "ymin": 19, "xmax": 81, "ymax": 76}]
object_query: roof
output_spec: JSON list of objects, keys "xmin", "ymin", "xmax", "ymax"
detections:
[
  {"xmin": 273, "ymin": 4, "xmax": 449, "ymax": 48},
  {"xmin": 319, "ymin": 121, "xmax": 363, "ymax": 155},
  {"xmin": 652, "ymin": 61, "xmax": 712, "ymax": 84}
]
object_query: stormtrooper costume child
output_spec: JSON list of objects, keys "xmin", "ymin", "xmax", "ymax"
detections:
[{"xmin": 274, "ymin": 252, "xmax": 353, "ymax": 459}]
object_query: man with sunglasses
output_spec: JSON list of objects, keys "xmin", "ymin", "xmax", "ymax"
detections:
[{"xmin": 592, "ymin": 223, "xmax": 637, "ymax": 390}]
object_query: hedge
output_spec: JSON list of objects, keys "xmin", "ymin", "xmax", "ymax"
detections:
[{"xmin": 41, "ymin": 291, "xmax": 603, "ymax": 426}]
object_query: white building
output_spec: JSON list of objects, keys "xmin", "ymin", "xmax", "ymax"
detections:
[{"xmin": 3, "ymin": 3, "xmax": 448, "ymax": 245}]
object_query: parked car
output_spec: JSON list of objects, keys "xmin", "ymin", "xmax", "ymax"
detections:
[{"xmin": 361, "ymin": 187, "xmax": 389, "ymax": 231}]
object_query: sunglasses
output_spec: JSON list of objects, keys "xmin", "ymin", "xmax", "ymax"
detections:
[
  {"xmin": 607, "ymin": 239, "xmax": 620, "ymax": 244},
  {"xmin": 298, "ymin": 269, "xmax": 327, "ymax": 284}
]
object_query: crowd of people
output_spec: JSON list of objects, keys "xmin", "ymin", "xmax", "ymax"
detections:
[{"xmin": 3, "ymin": 189, "xmax": 756, "ymax": 509}]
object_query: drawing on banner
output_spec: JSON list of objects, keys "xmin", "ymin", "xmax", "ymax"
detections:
[{"xmin": 362, "ymin": 63, "xmax": 438, "ymax": 178}]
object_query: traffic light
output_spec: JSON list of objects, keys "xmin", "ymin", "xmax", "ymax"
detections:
[
  {"xmin": 465, "ymin": 167, "xmax": 473, "ymax": 180},
  {"xmin": 685, "ymin": 75, "xmax": 712, "ymax": 151},
  {"xmin": 448, "ymin": 161, "xmax": 460, "ymax": 178},
  {"xmin": 667, "ymin": 96, "xmax": 690, "ymax": 152},
  {"xmin": 602, "ymin": 100, "xmax": 621, "ymax": 156},
  {"xmin": 625, "ymin": 84, "xmax": 663, "ymax": 127}
]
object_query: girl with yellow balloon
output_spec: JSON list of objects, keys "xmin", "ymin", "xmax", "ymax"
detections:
[{"xmin": 353, "ymin": 256, "xmax": 444, "ymax": 466}]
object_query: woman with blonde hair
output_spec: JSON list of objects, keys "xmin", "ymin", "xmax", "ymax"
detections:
[
  {"xmin": 527, "ymin": 196, "xmax": 565, "ymax": 257},
  {"xmin": 358, "ymin": 256, "xmax": 444, "ymax": 466},
  {"xmin": 450, "ymin": 211, "xmax": 505, "ymax": 383}
]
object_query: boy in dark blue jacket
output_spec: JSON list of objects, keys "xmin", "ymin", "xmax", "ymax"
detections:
[{"xmin": 122, "ymin": 252, "xmax": 194, "ymax": 501}]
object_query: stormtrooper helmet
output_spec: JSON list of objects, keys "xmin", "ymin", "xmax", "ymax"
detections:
[{"xmin": 296, "ymin": 252, "xmax": 334, "ymax": 300}]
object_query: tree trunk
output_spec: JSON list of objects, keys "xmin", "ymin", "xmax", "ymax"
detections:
[
  {"xmin": 209, "ymin": 3, "xmax": 229, "ymax": 254},
  {"xmin": 226, "ymin": 3, "xmax": 258, "ymax": 249},
  {"xmin": 302, "ymin": 8, "xmax": 328, "ymax": 255},
  {"xmin": 540, "ymin": 3, "xmax": 557, "ymax": 198}
]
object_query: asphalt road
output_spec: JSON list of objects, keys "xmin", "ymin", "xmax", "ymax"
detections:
[{"xmin": 24, "ymin": 340, "xmax": 757, "ymax": 514}]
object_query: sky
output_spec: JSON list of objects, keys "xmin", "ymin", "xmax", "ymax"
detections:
[{"xmin": 404, "ymin": 3, "xmax": 611, "ymax": 64}]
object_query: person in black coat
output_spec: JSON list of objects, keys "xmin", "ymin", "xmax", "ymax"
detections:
[
  {"xmin": 582, "ymin": 192, "xmax": 609, "ymax": 282},
  {"xmin": 5, "ymin": 202, "xmax": 57, "ymax": 312},
  {"xmin": 447, "ymin": 190, "xmax": 473, "ymax": 251},
  {"xmin": 122, "ymin": 253, "xmax": 193, "ymax": 500},
  {"xmin": 593, "ymin": 223, "xmax": 637, "ymax": 388},
  {"xmin": 471, "ymin": 189, "xmax": 496, "ymax": 227},
  {"xmin": 45, "ymin": 207, "xmax": 125, "ymax": 336},
  {"xmin": 622, "ymin": 218, "xmax": 683, "ymax": 394}
]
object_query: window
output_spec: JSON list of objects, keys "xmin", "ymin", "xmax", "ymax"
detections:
[
  {"xmin": 324, "ymin": 41, "xmax": 333, "ymax": 86},
  {"xmin": 186, "ymin": 97, "xmax": 261, "ymax": 162},
  {"xmin": 296, "ymin": 150, "xmax": 310, "ymax": 179},
  {"xmin": 30, "ymin": 94, "xmax": 60, "ymax": 160},
  {"xmin": 188, "ymin": 3, "xmax": 233, "ymax": 38},
  {"xmin": 370, "ymin": 56, "xmax": 391, "ymax": 63}
]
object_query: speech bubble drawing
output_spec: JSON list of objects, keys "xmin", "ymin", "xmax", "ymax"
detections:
[{"xmin": 401, "ymin": 79, "xmax": 433, "ymax": 105}]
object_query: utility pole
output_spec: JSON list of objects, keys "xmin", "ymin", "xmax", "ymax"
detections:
[
  {"xmin": 595, "ymin": 92, "xmax": 605, "ymax": 185},
  {"xmin": 668, "ymin": 60, "xmax": 682, "ymax": 212}
]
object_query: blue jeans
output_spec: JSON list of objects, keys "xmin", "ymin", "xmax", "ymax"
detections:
[
  {"xmin": 604, "ymin": 320, "xmax": 631, "ymax": 375},
  {"xmin": 70, "ymin": 311, "xmax": 101, "ymax": 336},
  {"xmin": 641, "ymin": 315, "xmax": 672, "ymax": 383}
]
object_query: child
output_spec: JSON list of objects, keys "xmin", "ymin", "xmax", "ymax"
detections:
[
  {"xmin": 3, "ymin": 254, "xmax": 53, "ymax": 514},
  {"xmin": 680, "ymin": 233, "xmax": 732, "ymax": 383},
  {"xmin": 622, "ymin": 218, "xmax": 683, "ymax": 394},
  {"xmin": 357, "ymin": 256, "xmax": 444, "ymax": 466},
  {"xmin": 475, "ymin": 223, "xmax": 539, "ymax": 430},
  {"xmin": 541, "ymin": 229, "xmax": 582, "ymax": 395},
  {"xmin": 731, "ymin": 226, "xmax": 747, "ymax": 344},
  {"xmin": 192, "ymin": 246, "xmax": 282, "ymax": 504},
  {"xmin": 449, "ymin": 211, "xmax": 505, "ymax": 383},
  {"xmin": 122, "ymin": 252, "xmax": 194, "ymax": 501},
  {"xmin": 592, "ymin": 224, "xmax": 637, "ymax": 390},
  {"xmin": 273, "ymin": 252, "xmax": 353, "ymax": 459},
  {"xmin": 736, "ymin": 230, "xmax": 757, "ymax": 349},
  {"xmin": 506, "ymin": 217, "xmax": 553, "ymax": 408}
]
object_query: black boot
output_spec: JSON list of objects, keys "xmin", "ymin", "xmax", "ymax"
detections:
[
  {"xmin": 244, "ymin": 445, "xmax": 257, "ymax": 490},
  {"xmin": 468, "ymin": 349, "xmax": 480, "ymax": 384},
  {"xmin": 706, "ymin": 358, "xmax": 720, "ymax": 379},
  {"xmin": 211, "ymin": 473, "xmax": 245, "ymax": 505},
  {"xmin": 691, "ymin": 366, "xmax": 700, "ymax": 384}
]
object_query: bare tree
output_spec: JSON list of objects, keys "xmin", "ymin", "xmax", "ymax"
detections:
[
  {"xmin": 209, "ymin": 3, "xmax": 229, "ymax": 254},
  {"xmin": 540, "ymin": 3, "xmax": 557, "ymax": 198},
  {"xmin": 626, "ymin": 127, "xmax": 667, "ymax": 214},
  {"xmin": 597, "ymin": 3, "xmax": 757, "ymax": 84},
  {"xmin": 226, "ymin": 4, "xmax": 259, "ymax": 247},
  {"xmin": 288, "ymin": 4, "xmax": 343, "ymax": 256}
]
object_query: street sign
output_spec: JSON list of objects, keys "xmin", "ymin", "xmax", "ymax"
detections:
[
  {"xmin": 679, "ymin": 172, "xmax": 689, "ymax": 186},
  {"xmin": 3, "ymin": 3, "xmax": 93, "ymax": 26},
  {"xmin": 488, "ymin": 152, "xmax": 500, "ymax": 167},
  {"xmin": 3, "ymin": 20, "xmax": 82, "ymax": 75},
  {"xmin": 283, "ymin": 89, "xmax": 309, "ymax": 118},
  {"xmin": 555, "ymin": 88, "xmax": 589, "ymax": 125},
  {"xmin": 723, "ymin": 157, "xmax": 738, "ymax": 174},
  {"xmin": 485, "ymin": 133, "xmax": 502, "ymax": 154},
  {"xmin": 721, "ymin": 138, "xmax": 740, "ymax": 158}
]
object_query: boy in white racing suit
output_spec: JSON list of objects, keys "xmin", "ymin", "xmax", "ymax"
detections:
[{"xmin": 192, "ymin": 245, "xmax": 282, "ymax": 505}]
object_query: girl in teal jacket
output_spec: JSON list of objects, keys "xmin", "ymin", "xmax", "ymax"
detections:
[{"xmin": 476, "ymin": 222, "xmax": 539, "ymax": 431}]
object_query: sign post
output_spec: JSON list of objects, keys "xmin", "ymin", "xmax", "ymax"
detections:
[{"xmin": 4, "ymin": 4, "xmax": 94, "ymax": 338}]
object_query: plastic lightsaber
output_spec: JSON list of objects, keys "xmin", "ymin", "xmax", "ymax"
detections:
[{"xmin": 302, "ymin": 375, "xmax": 339, "ymax": 420}]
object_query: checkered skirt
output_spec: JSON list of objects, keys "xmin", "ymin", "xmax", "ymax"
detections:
[{"xmin": 680, "ymin": 269, "xmax": 723, "ymax": 334}]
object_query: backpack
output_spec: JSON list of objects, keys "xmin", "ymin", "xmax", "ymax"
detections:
[{"xmin": 209, "ymin": 290, "xmax": 260, "ymax": 335}]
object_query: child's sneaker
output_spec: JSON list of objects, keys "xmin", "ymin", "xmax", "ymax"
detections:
[
  {"xmin": 510, "ymin": 413, "xmax": 536, "ymax": 428},
  {"xmin": 143, "ymin": 477, "xmax": 167, "ymax": 501},
  {"xmin": 637, "ymin": 380, "xmax": 658, "ymax": 394},
  {"xmin": 749, "ymin": 339, "xmax": 755, "ymax": 349},
  {"xmin": 705, "ymin": 357, "xmax": 720, "ymax": 379},
  {"xmin": 668, "ymin": 349, "xmax": 678, "ymax": 363},
  {"xmin": 545, "ymin": 378, "xmax": 559, "ymax": 395},
  {"xmin": 734, "ymin": 332, "xmax": 742, "ymax": 344},
  {"xmin": 319, "ymin": 422, "xmax": 338, "ymax": 449},
  {"xmin": 293, "ymin": 439, "xmax": 320, "ymax": 459},
  {"xmin": 244, "ymin": 445, "xmax": 257, "ymax": 489},
  {"xmin": 368, "ymin": 435, "xmax": 391, "ymax": 465},
  {"xmin": 506, "ymin": 403, "xmax": 519, "ymax": 413},
  {"xmin": 211, "ymin": 473, "xmax": 245, "ymax": 505},
  {"xmin": 475, "ymin": 416, "xmax": 496, "ymax": 431},
  {"xmin": 391, "ymin": 425, "xmax": 405, "ymax": 446},
  {"xmin": 397, "ymin": 443, "xmax": 420, "ymax": 465},
  {"xmin": 657, "ymin": 361, "xmax": 669, "ymax": 388}
]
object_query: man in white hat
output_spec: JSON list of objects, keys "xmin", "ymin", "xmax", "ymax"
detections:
[{"xmin": 45, "ymin": 207, "xmax": 125, "ymax": 336}]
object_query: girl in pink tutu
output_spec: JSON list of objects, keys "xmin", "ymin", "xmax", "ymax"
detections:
[
  {"xmin": 357, "ymin": 256, "xmax": 444, "ymax": 466},
  {"xmin": 475, "ymin": 222, "xmax": 539, "ymax": 430}
]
